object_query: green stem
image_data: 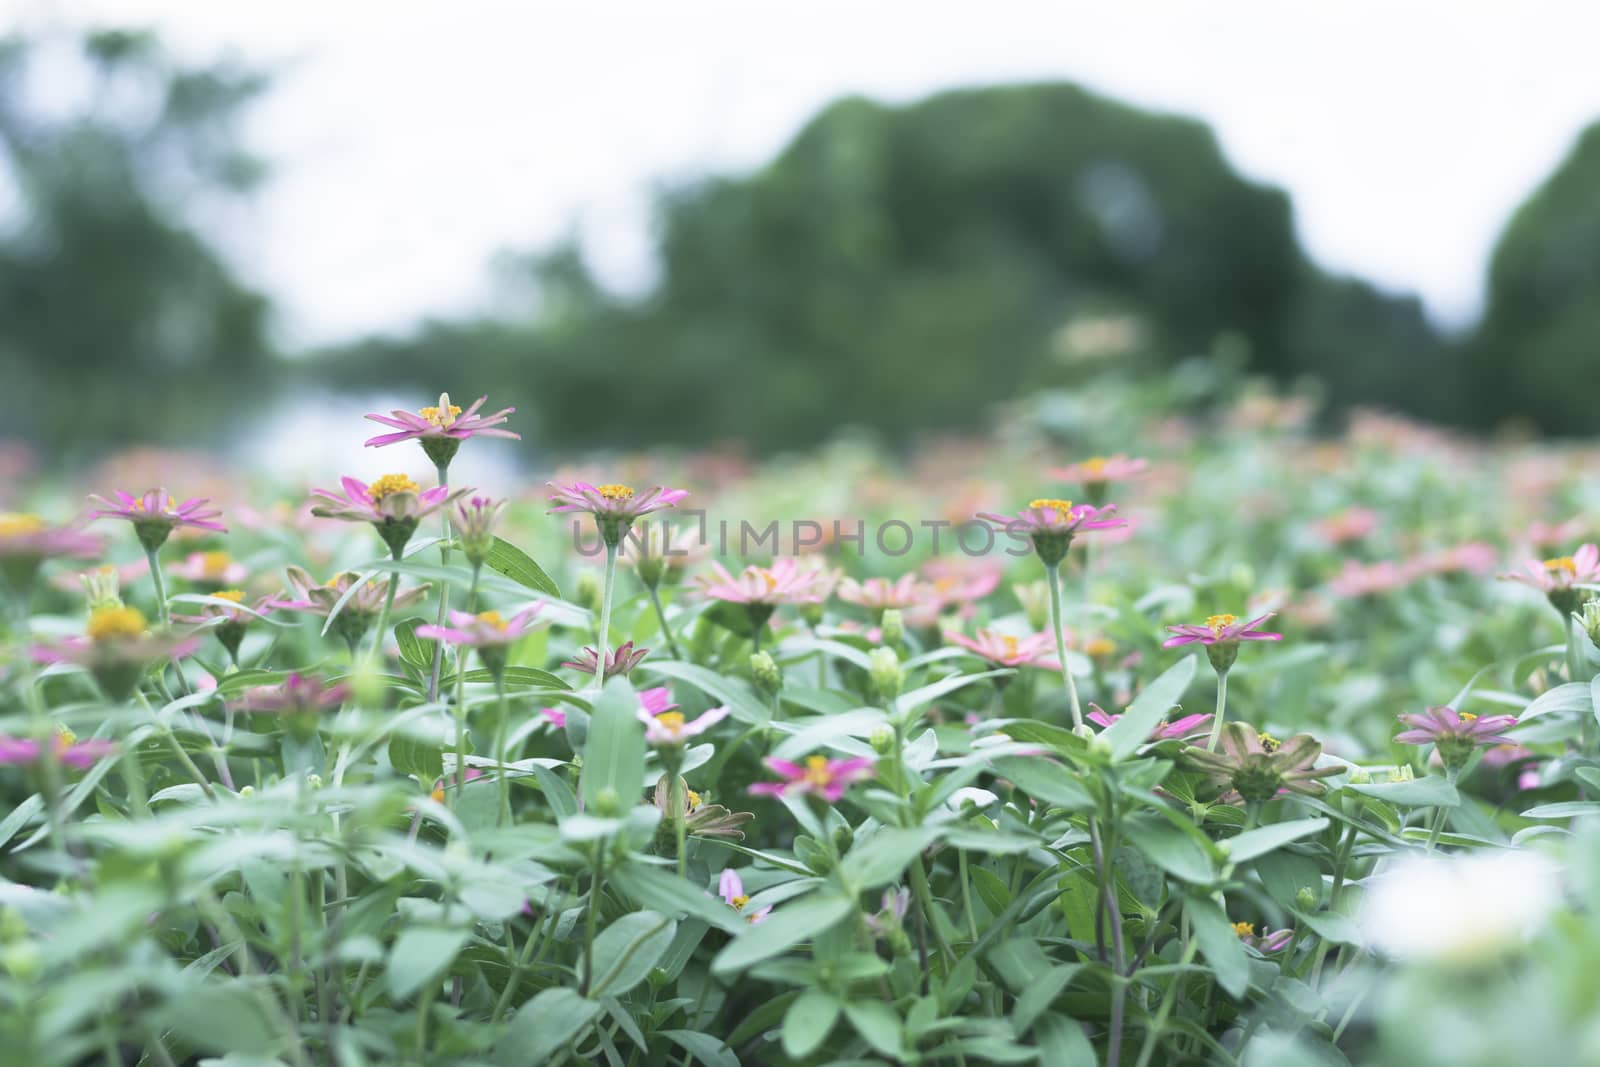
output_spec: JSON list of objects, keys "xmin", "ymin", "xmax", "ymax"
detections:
[
  {"xmin": 368, "ymin": 546, "xmax": 403, "ymax": 662},
  {"xmin": 671, "ymin": 774, "xmax": 689, "ymax": 878},
  {"xmin": 1132, "ymin": 935, "xmax": 1200, "ymax": 1067},
  {"xmin": 581, "ymin": 845, "xmax": 607, "ymax": 995},
  {"xmin": 1205, "ymin": 669, "xmax": 1230, "ymax": 752},
  {"xmin": 646, "ymin": 583, "xmax": 683, "ymax": 660},
  {"xmin": 1423, "ymin": 803, "xmax": 1447, "ymax": 851},
  {"xmin": 594, "ymin": 543, "xmax": 618, "ymax": 690},
  {"xmin": 452, "ymin": 566, "xmax": 482, "ymax": 808},
  {"xmin": 1044, "ymin": 562, "xmax": 1083, "ymax": 730},
  {"xmin": 494, "ymin": 673, "xmax": 511, "ymax": 827},
  {"xmin": 426, "ymin": 463, "xmax": 454, "ymax": 702},
  {"xmin": 144, "ymin": 546, "xmax": 169, "ymax": 627}
]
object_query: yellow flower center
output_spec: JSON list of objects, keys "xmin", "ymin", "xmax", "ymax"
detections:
[
  {"xmin": 213, "ymin": 589, "xmax": 246, "ymax": 603},
  {"xmin": 199, "ymin": 550, "xmax": 232, "ymax": 574},
  {"xmin": 596, "ymin": 484, "xmax": 635, "ymax": 501},
  {"xmin": 803, "ymin": 755, "xmax": 833, "ymax": 788},
  {"xmin": 129, "ymin": 497, "xmax": 175, "ymax": 513},
  {"xmin": 1258, "ymin": 732, "xmax": 1281, "ymax": 753},
  {"xmin": 655, "ymin": 711, "xmax": 686, "ymax": 736},
  {"xmin": 56, "ymin": 727, "xmax": 78, "ymax": 748},
  {"xmin": 1232, "ymin": 921, "xmax": 1255, "ymax": 939},
  {"xmin": 1081, "ymin": 457, "xmax": 1108, "ymax": 478},
  {"xmin": 1459, "ymin": 711, "xmax": 1477, "ymax": 723},
  {"xmin": 88, "ymin": 605, "xmax": 147, "ymax": 640},
  {"xmin": 0, "ymin": 513, "xmax": 44, "ymax": 537},
  {"xmin": 1086, "ymin": 637, "xmax": 1116, "ymax": 658},
  {"xmin": 419, "ymin": 393, "xmax": 462, "ymax": 428},
  {"xmin": 369, "ymin": 474, "xmax": 421, "ymax": 501},
  {"xmin": 1206, "ymin": 614, "xmax": 1238, "ymax": 638},
  {"xmin": 476, "ymin": 610, "xmax": 508, "ymax": 631},
  {"xmin": 1544, "ymin": 556, "xmax": 1577, "ymax": 575},
  {"xmin": 1029, "ymin": 498, "xmax": 1075, "ymax": 520},
  {"xmin": 1000, "ymin": 635, "xmax": 1020, "ymax": 657},
  {"xmin": 430, "ymin": 785, "xmax": 445, "ymax": 803},
  {"xmin": 730, "ymin": 894, "xmax": 750, "ymax": 910},
  {"xmin": 686, "ymin": 789, "xmax": 702, "ymax": 810}
]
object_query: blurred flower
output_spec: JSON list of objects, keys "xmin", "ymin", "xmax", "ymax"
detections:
[
  {"xmin": 638, "ymin": 686, "xmax": 678, "ymax": 717},
  {"xmin": 977, "ymin": 499, "xmax": 1125, "ymax": 566},
  {"xmin": 269, "ymin": 566, "xmax": 430, "ymax": 649},
  {"xmin": 418, "ymin": 607, "xmax": 541, "ymax": 678},
  {"xmin": 1327, "ymin": 559, "xmax": 1414, "ymax": 599},
  {"xmin": 451, "ymin": 495, "xmax": 504, "ymax": 567},
  {"xmin": 1414, "ymin": 542, "xmax": 1497, "ymax": 577},
  {"xmin": 1500, "ymin": 544, "xmax": 1600, "ymax": 614},
  {"xmin": 1050, "ymin": 455, "xmax": 1148, "ymax": 505},
  {"xmin": 718, "ymin": 869, "xmax": 771, "ymax": 924},
  {"xmin": 168, "ymin": 550, "xmax": 248, "ymax": 586},
  {"xmin": 1163, "ymin": 612, "xmax": 1281, "ymax": 673},
  {"xmin": 171, "ymin": 589, "xmax": 273, "ymax": 662},
  {"xmin": 0, "ymin": 731, "xmax": 116, "ymax": 770},
  {"xmin": 364, "ymin": 392, "xmax": 519, "ymax": 468},
  {"xmin": 1310, "ymin": 506, "xmax": 1379, "ymax": 545},
  {"xmin": 1182, "ymin": 722, "xmax": 1336, "ymax": 803},
  {"xmin": 1233, "ymin": 922, "xmax": 1294, "ymax": 953},
  {"xmin": 1361, "ymin": 849, "xmax": 1560, "ymax": 964},
  {"xmin": 548, "ymin": 482, "xmax": 689, "ymax": 547},
  {"xmin": 863, "ymin": 886, "xmax": 911, "ymax": 938},
  {"xmin": 622, "ymin": 522, "xmax": 708, "ymax": 588},
  {"xmin": 236, "ymin": 673, "xmax": 350, "ymax": 716},
  {"xmin": 1087, "ymin": 703, "xmax": 1212, "ymax": 741},
  {"xmin": 837, "ymin": 574, "xmax": 928, "ymax": 616},
  {"xmin": 0, "ymin": 513, "xmax": 102, "ymax": 570},
  {"xmin": 653, "ymin": 778, "xmax": 753, "ymax": 839},
  {"xmin": 33, "ymin": 606, "xmax": 200, "ymax": 701},
  {"xmin": 310, "ymin": 475, "xmax": 466, "ymax": 557},
  {"xmin": 561, "ymin": 641, "xmax": 648, "ymax": 679},
  {"xmin": 1395, "ymin": 706, "xmax": 1518, "ymax": 772},
  {"xmin": 431, "ymin": 767, "xmax": 484, "ymax": 804},
  {"xmin": 749, "ymin": 754, "xmax": 874, "ymax": 802},
  {"xmin": 87, "ymin": 489, "xmax": 225, "ymax": 552},
  {"xmin": 944, "ymin": 628, "xmax": 1062, "ymax": 670},
  {"xmin": 697, "ymin": 558, "xmax": 829, "ymax": 637},
  {"xmin": 1012, "ymin": 579, "xmax": 1050, "ymax": 630},
  {"xmin": 540, "ymin": 707, "xmax": 567, "ymax": 730},
  {"xmin": 1522, "ymin": 518, "xmax": 1587, "ymax": 551},
  {"xmin": 638, "ymin": 703, "xmax": 729, "ymax": 747},
  {"xmin": 79, "ymin": 565, "xmax": 122, "ymax": 612},
  {"xmin": 907, "ymin": 558, "xmax": 1001, "ymax": 627}
]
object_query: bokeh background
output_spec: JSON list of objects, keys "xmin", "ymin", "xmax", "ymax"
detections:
[{"xmin": 3, "ymin": 1, "xmax": 1599, "ymax": 477}]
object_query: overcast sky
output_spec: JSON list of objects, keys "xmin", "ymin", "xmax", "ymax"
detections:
[{"xmin": 13, "ymin": 0, "xmax": 1600, "ymax": 347}]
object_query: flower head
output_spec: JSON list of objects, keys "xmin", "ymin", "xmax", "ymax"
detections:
[
  {"xmin": 87, "ymin": 489, "xmax": 226, "ymax": 552},
  {"xmin": 1049, "ymin": 455, "xmax": 1148, "ymax": 503},
  {"xmin": 1087, "ymin": 703, "xmax": 1213, "ymax": 742},
  {"xmin": 0, "ymin": 513, "xmax": 102, "ymax": 564},
  {"xmin": 269, "ymin": 565, "xmax": 430, "ymax": 649},
  {"xmin": 622, "ymin": 522, "xmax": 708, "ymax": 587},
  {"xmin": 365, "ymin": 393, "xmax": 519, "ymax": 467},
  {"xmin": 749, "ymin": 754, "xmax": 875, "ymax": 803},
  {"xmin": 0, "ymin": 731, "xmax": 117, "ymax": 770},
  {"xmin": 1395, "ymin": 705, "xmax": 1518, "ymax": 772},
  {"xmin": 977, "ymin": 499, "xmax": 1125, "ymax": 566},
  {"xmin": 652, "ymin": 780, "xmax": 753, "ymax": 840},
  {"xmin": 718, "ymin": 869, "xmax": 772, "ymax": 924},
  {"xmin": 837, "ymin": 575, "xmax": 930, "ymax": 616},
  {"xmin": 1501, "ymin": 543, "xmax": 1600, "ymax": 614},
  {"xmin": 418, "ymin": 606, "xmax": 541, "ymax": 678},
  {"xmin": 451, "ymin": 495, "xmax": 503, "ymax": 566},
  {"xmin": 638, "ymin": 703, "xmax": 730, "ymax": 747},
  {"xmin": 1233, "ymin": 922, "xmax": 1294, "ymax": 953},
  {"xmin": 561, "ymin": 641, "xmax": 649, "ymax": 679},
  {"xmin": 169, "ymin": 550, "xmax": 248, "ymax": 586},
  {"xmin": 171, "ymin": 589, "xmax": 273, "ymax": 662},
  {"xmin": 309, "ymin": 475, "xmax": 467, "ymax": 557},
  {"xmin": 1182, "ymin": 722, "xmax": 1337, "ymax": 804},
  {"xmin": 236, "ymin": 674, "xmax": 349, "ymax": 738},
  {"xmin": 1163, "ymin": 612, "xmax": 1282, "ymax": 673},
  {"xmin": 944, "ymin": 628, "xmax": 1061, "ymax": 670},
  {"xmin": 548, "ymin": 482, "xmax": 689, "ymax": 547},
  {"xmin": 33, "ymin": 605, "xmax": 200, "ymax": 701},
  {"xmin": 696, "ymin": 558, "xmax": 829, "ymax": 607}
]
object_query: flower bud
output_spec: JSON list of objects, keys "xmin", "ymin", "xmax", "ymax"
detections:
[
  {"xmin": 749, "ymin": 651, "xmax": 782, "ymax": 697},
  {"xmin": 80, "ymin": 565, "xmax": 122, "ymax": 612},
  {"xmin": 799, "ymin": 599, "xmax": 825, "ymax": 627},
  {"xmin": 1295, "ymin": 886, "xmax": 1318, "ymax": 910},
  {"xmin": 1582, "ymin": 600, "xmax": 1600, "ymax": 652},
  {"xmin": 879, "ymin": 608, "xmax": 905, "ymax": 647},
  {"xmin": 452, "ymin": 496, "xmax": 503, "ymax": 568},
  {"xmin": 869, "ymin": 725, "xmax": 896, "ymax": 755},
  {"xmin": 1012, "ymin": 581, "xmax": 1049, "ymax": 631},
  {"xmin": 594, "ymin": 786, "xmax": 624, "ymax": 817},
  {"xmin": 306, "ymin": 774, "xmax": 323, "ymax": 791},
  {"xmin": 867, "ymin": 647, "xmax": 904, "ymax": 703}
]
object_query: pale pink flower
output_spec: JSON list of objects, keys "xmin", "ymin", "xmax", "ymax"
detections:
[
  {"xmin": 637, "ymin": 703, "xmax": 729, "ymax": 747},
  {"xmin": 944, "ymin": 628, "xmax": 1062, "ymax": 670},
  {"xmin": 364, "ymin": 392, "xmax": 519, "ymax": 448},
  {"xmin": 837, "ymin": 574, "xmax": 929, "ymax": 613},
  {"xmin": 696, "ymin": 558, "xmax": 829, "ymax": 607},
  {"xmin": 1311, "ymin": 507, "xmax": 1378, "ymax": 545},
  {"xmin": 718, "ymin": 869, "xmax": 771, "ymax": 924},
  {"xmin": 749, "ymin": 754, "xmax": 874, "ymax": 803}
]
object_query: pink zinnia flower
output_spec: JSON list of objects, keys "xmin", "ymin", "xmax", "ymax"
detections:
[
  {"xmin": 1396, "ymin": 705, "xmax": 1517, "ymax": 772},
  {"xmin": 1500, "ymin": 544, "xmax": 1600, "ymax": 613},
  {"xmin": 695, "ymin": 558, "xmax": 829, "ymax": 607},
  {"xmin": 944, "ymin": 628, "xmax": 1061, "ymax": 670},
  {"xmin": 87, "ymin": 489, "xmax": 225, "ymax": 551},
  {"xmin": 1522, "ymin": 519, "xmax": 1587, "ymax": 551},
  {"xmin": 749, "ymin": 754, "xmax": 874, "ymax": 803},
  {"xmin": 33, "ymin": 605, "xmax": 200, "ymax": 701},
  {"xmin": 638, "ymin": 703, "xmax": 729, "ymax": 747},
  {"xmin": 236, "ymin": 672, "xmax": 350, "ymax": 715},
  {"xmin": 168, "ymin": 550, "xmax": 249, "ymax": 586},
  {"xmin": 1310, "ymin": 507, "xmax": 1379, "ymax": 545},
  {"xmin": 1087, "ymin": 703, "xmax": 1212, "ymax": 741},
  {"xmin": 548, "ymin": 482, "xmax": 689, "ymax": 547},
  {"xmin": 637, "ymin": 686, "xmax": 679, "ymax": 717},
  {"xmin": 1234, "ymin": 922, "xmax": 1293, "ymax": 953},
  {"xmin": 837, "ymin": 574, "xmax": 929, "ymax": 614},
  {"xmin": 562, "ymin": 640, "xmax": 649, "ymax": 679},
  {"xmin": 0, "ymin": 732, "xmax": 117, "ymax": 770},
  {"xmin": 0, "ymin": 513, "xmax": 102, "ymax": 563},
  {"xmin": 912, "ymin": 558, "xmax": 1001, "ymax": 626},
  {"xmin": 1327, "ymin": 560, "xmax": 1415, "ymax": 599},
  {"xmin": 977, "ymin": 498, "xmax": 1125, "ymax": 566},
  {"xmin": 364, "ymin": 392, "xmax": 519, "ymax": 448},
  {"xmin": 417, "ymin": 607, "xmax": 541, "ymax": 648},
  {"xmin": 310, "ymin": 474, "xmax": 467, "ymax": 557},
  {"xmin": 718, "ymin": 869, "xmax": 771, "ymax": 924},
  {"xmin": 1163, "ymin": 612, "xmax": 1282, "ymax": 649},
  {"xmin": 1048, "ymin": 455, "xmax": 1149, "ymax": 497}
]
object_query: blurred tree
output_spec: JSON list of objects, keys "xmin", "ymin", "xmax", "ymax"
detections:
[
  {"xmin": 0, "ymin": 29, "xmax": 273, "ymax": 458},
  {"xmin": 1466, "ymin": 120, "xmax": 1600, "ymax": 435}
]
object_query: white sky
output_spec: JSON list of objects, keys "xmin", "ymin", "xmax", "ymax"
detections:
[{"xmin": 10, "ymin": 0, "xmax": 1600, "ymax": 347}]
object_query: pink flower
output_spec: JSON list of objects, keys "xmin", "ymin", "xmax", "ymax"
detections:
[
  {"xmin": 168, "ymin": 550, "xmax": 249, "ymax": 586},
  {"xmin": 1048, "ymin": 455, "xmax": 1149, "ymax": 488},
  {"xmin": 976, "ymin": 499, "xmax": 1126, "ymax": 539},
  {"xmin": 417, "ymin": 607, "xmax": 542, "ymax": 648},
  {"xmin": 540, "ymin": 707, "xmax": 567, "ymax": 729},
  {"xmin": 1500, "ymin": 544, "xmax": 1600, "ymax": 601},
  {"xmin": 837, "ymin": 574, "xmax": 929, "ymax": 613},
  {"xmin": 1396, "ymin": 705, "xmax": 1517, "ymax": 772},
  {"xmin": 1522, "ymin": 519, "xmax": 1587, "ymax": 551},
  {"xmin": 236, "ymin": 673, "xmax": 350, "ymax": 715},
  {"xmin": 638, "ymin": 704, "xmax": 730, "ymax": 747},
  {"xmin": 1327, "ymin": 560, "xmax": 1415, "ymax": 599},
  {"xmin": 1163, "ymin": 613, "xmax": 1281, "ymax": 648},
  {"xmin": 0, "ymin": 732, "xmax": 117, "ymax": 770},
  {"xmin": 1311, "ymin": 507, "xmax": 1378, "ymax": 545},
  {"xmin": 269, "ymin": 566, "xmax": 430, "ymax": 620},
  {"xmin": 0, "ymin": 513, "xmax": 102, "ymax": 562},
  {"xmin": 87, "ymin": 489, "xmax": 225, "ymax": 550},
  {"xmin": 718, "ymin": 869, "xmax": 771, "ymax": 924},
  {"xmin": 33, "ymin": 606, "xmax": 200, "ymax": 700},
  {"xmin": 1087, "ymin": 704, "xmax": 1212, "ymax": 741},
  {"xmin": 695, "ymin": 558, "xmax": 829, "ymax": 607},
  {"xmin": 944, "ymin": 628, "xmax": 1061, "ymax": 669},
  {"xmin": 561, "ymin": 641, "xmax": 649, "ymax": 679},
  {"xmin": 548, "ymin": 482, "xmax": 688, "ymax": 532},
  {"xmin": 638, "ymin": 687, "xmax": 679, "ymax": 717},
  {"xmin": 364, "ymin": 392, "xmax": 519, "ymax": 448},
  {"xmin": 749, "ymin": 754, "xmax": 874, "ymax": 803},
  {"xmin": 309, "ymin": 474, "xmax": 461, "ymax": 526},
  {"xmin": 912, "ymin": 558, "xmax": 1002, "ymax": 625}
]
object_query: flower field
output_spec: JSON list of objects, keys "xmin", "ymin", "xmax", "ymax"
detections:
[{"xmin": 4, "ymin": 389, "xmax": 1600, "ymax": 1067}]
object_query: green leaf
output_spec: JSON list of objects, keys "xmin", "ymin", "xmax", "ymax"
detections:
[
  {"xmin": 587, "ymin": 910, "xmax": 676, "ymax": 998},
  {"xmin": 843, "ymin": 1000, "xmax": 907, "ymax": 1059},
  {"xmin": 158, "ymin": 984, "xmax": 277, "ymax": 1056},
  {"xmin": 896, "ymin": 669, "xmax": 1012, "ymax": 714},
  {"xmin": 1186, "ymin": 897, "xmax": 1249, "ymax": 998},
  {"xmin": 711, "ymin": 893, "xmax": 854, "ymax": 976},
  {"xmin": 388, "ymin": 732, "xmax": 444, "ymax": 784},
  {"xmin": 838, "ymin": 827, "xmax": 937, "ymax": 890},
  {"xmin": 483, "ymin": 535, "xmax": 561, "ymax": 598},
  {"xmin": 1122, "ymin": 819, "xmax": 1216, "ymax": 883},
  {"xmin": 1222, "ymin": 817, "xmax": 1328, "ymax": 862},
  {"xmin": 582, "ymin": 677, "xmax": 647, "ymax": 812},
  {"xmin": 496, "ymin": 988, "xmax": 602, "ymax": 1066},
  {"xmin": 1520, "ymin": 681, "xmax": 1591, "ymax": 721},
  {"xmin": 459, "ymin": 665, "xmax": 572, "ymax": 689},
  {"xmin": 646, "ymin": 660, "xmax": 770, "ymax": 724},
  {"xmin": 1345, "ymin": 777, "xmax": 1459, "ymax": 808},
  {"xmin": 1011, "ymin": 964, "xmax": 1080, "ymax": 1035},
  {"xmin": 1523, "ymin": 801, "xmax": 1600, "ymax": 819},
  {"xmin": 989, "ymin": 756, "xmax": 1093, "ymax": 811},
  {"xmin": 609, "ymin": 862, "xmax": 745, "ymax": 933},
  {"xmin": 782, "ymin": 988, "xmax": 841, "ymax": 1059},
  {"xmin": 394, "ymin": 617, "xmax": 435, "ymax": 673},
  {"xmin": 385, "ymin": 925, "xmax": 468, "ymax": 1001},
  {"xmin": 1033, "ymin": 1013, "xmax": 1096, "ymax": 1065},
  {"xmin": 660, "ymin": 1029, "xmax": 740, "ymax": 1067},
  {"xmin": 1103, "ymin": 655, "xmax": 1198, "ymax": 760}
]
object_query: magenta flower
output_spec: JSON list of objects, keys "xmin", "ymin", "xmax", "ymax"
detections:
[
  {"xmin": 944, "ymin": 628, "xmax": 1061, "ymax": 670},
  {"xmin": 418, "ymin": 607, "xmax": 541, "ymax": 648},
  {"xmin": 1087, "ymin": 703, "xmax": 1212, "ymax": 741},
  {"xmin": 1048, "ymin": 455, "xmax": 1149, "ymax": 504},
  {"xmin": 87, "ymin": 489, "xmax": 225, "ymax": 552},
  {"xmin": 1164, "ymin": 612, "xmax": 1282, "ymax": 673},
  {"xmin": 0, "ymin": 513, "xmax": 102, "ymax": 564},
  {"xmin": 908, "ymin": 559, "xmax": 1002, "ymax": 626},
  {"xmin": 749, "ymin": 754, "xmax": 875, "ymax": 803},
  {"xmin": 718, "ymin": 869, "xmax": 772, "ymax": 924},
  {"xmin": 863, "ymin": 887, "xmax": 911, "ymax": 939},
  {"xmin": 0, "ymin": 732, "xmax": 117, "ymax": 770},
  {"xmin": 638, "ymin": 686, "xmax": 679, "ymax": 717},
  {"xmin": 236, "ymin": 673, "xmax": 350, "ymax": 715},
  {"xmin": 638, "ymin": 703, "xmax": 730, "ymax": 747},
  {"xmin": 33, "ymin": 606, "xmax": 200, "ymax": 701},
  {"xmin": 1327, "ymin": 560, "xmax": 1415, "ymax": 599},
  {"xmin": 977, "ymin": 499, "xmax": 1125, "ymax": 565},
  {"xmin": 451, "ymin": 495, "xmax": 504, "ymax": 565},
  {"xmin": 1500, "ymin": 543, "xmax": 1600, "ymax": 614},
  {"xmin": 540, "ymin": 706, "xmax": 567, "ymax": 729},
  {"xmin": 548, "ymin": 481, "xmax": 689, "ymax": 547},
  {"xmin": 1396, "ymin": 705, "xmax": 1518, "ymax": 772},
  {"xmin": 1234, "ymin": 922, "xmax": 1294, "ymax": 953},
  {"xmin": 364, "ymin": 392, "xmax": 519, "ymax": 459},
  {"xmin": 310, "ymin": 474, "xmax": 467, "ymax": 557},
  {"xmin": 562, "ymin": 641, "xmax": 649, "ymax": 679},
  {"xmin": 168, "ymin": 550, "xmax": 248, "ymax": 586}
]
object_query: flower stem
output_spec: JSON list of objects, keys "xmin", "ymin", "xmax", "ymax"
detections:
[
  {"xmin": 1205, "ymin": 669, "xmax": 1230, "ymax": 752},
  {"xmin": 593, "ymin": 542, "xmax": 618, "ymax": 690},
  {"xmin": 580, "ymin": 844, "xmax": 607, "ymax": 995},
  {"xmin": 671, "ymin": 774, "xmax": 689, "ymax": 877},
  {"xmin": 426, "ymin": 463, "xmax": 453, "ymax": 703},
  {"xmin": 144, "ymin": 546, "xmax": 169, "ymax": 627},
  {"xmin": 646, "ymin": 583, "xmax": 683, "ymax": 660},
  {"xmin": 1044, "ymin": 561, "xmax": 1083, "ymax": 730},
  {"xmin": 369, "ymin": 546, "xmax": 403, "ymax": 663},
  {"xmin": 494, "ymin": 672, "xmax": 511, "ymax": 826},
  {"xmin": 452, "ymin": 566, "xmax": 482, "ymax": 808}
]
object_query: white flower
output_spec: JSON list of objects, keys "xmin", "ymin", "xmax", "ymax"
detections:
[{"xmin": 1360, "ymin": 849, "xmax": 1561, "ymax": 964}]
